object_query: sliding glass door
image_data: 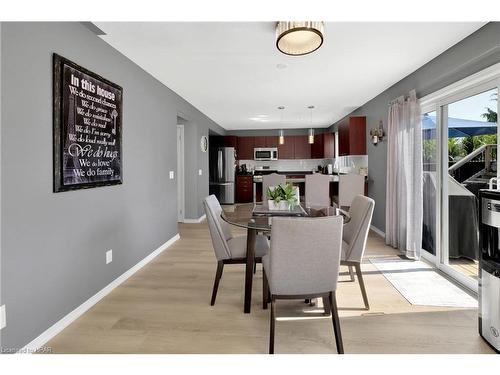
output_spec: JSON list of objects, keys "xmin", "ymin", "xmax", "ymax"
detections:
[{"xmin": 421, "ymin": 69, "xmax": 499, "ymax": 292}]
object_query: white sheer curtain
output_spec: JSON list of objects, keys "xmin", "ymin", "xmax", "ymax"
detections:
[{"xmin": 385, "ymin": 89, "xmax": 423, "ymax": 259}]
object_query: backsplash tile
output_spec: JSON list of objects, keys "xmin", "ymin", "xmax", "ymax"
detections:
[{"xmin": 239, "ymin": 155, "xmax": 368, "ymax": 174}]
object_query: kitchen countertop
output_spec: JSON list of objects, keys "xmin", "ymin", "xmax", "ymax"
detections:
[
  {"xmin": 253, "ymin": 174, "xmax": 342, "ymax": 183},
  {"xmin": 252, "ymin": 170, "xmax": 315, "ymax": 176}
]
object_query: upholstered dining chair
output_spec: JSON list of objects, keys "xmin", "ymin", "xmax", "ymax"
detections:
[
  {"xmin": 341, "ymin": 195, "xmax": 375, "ymax": 310},
  {"xmin": 337, "ymin": 174, "xmax": 365, "ymax": 210},
  {"xmin": 203, "ymin": 195, "xmax": 269, "ymax": 305},
  {"xmin": 262, "ymin": 216, "xmax": 344, "ymax": 354},
  {"xmin": 305, "ymin": 173, "xmax": 331, "ymax": 207},
  {"xmin": 262, "ymin": 173, "xmax": 286, "ymax": 202}
]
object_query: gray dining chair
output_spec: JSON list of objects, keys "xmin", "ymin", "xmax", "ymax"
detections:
[
  {"xmin": 305, "ymin": 173, "xmax": 331, "ymax": 207},
  {"xmin": 262, "ymin": 173, "xmax": 286, "ymax": 202},
  {"xmin": 337, "ymin": 174, "xmax": 365, "ymax": 210},
  {"xmin": 203, "ymin": 195, "xmax": 269, "ymax": 305},
  {"xmin": 341, "ymin": 195, "xmax": 375, "ymax": 310},
  {"xmin": 262, "ymin": 216, "xmax": 344, "ymax": 354}
]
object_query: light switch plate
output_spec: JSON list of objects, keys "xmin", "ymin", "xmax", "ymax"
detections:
[
  {"xmin": 198, "ymin": 169, "xmax": 202, "ymax": 176},
  {"xmin": 169, "ymin": 171, "xmax": 175, "ymax": 179},
  {"xmin": 0, "ymin": 305, "xmax": 6, "ymax": 330},
  {"xmin": 106, "ymin": 250, "xmax": 113, "ymax": 264}
]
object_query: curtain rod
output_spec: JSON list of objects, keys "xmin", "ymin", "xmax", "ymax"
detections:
[{"xmin": 389, "ymin": 89, "xmax": 418, "ymax": 106}]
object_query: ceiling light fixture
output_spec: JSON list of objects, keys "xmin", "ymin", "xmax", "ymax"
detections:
[
  {"xmin": 308, "ymin": 105, "xmax": 315, "ymax": 144},
  {"xmin": 278, "ymin": 106, "xmax": 285, "ymax": 145},
  {"xmin": 276, "ymin": 21, "xmax": 325, "ymax": 56}
]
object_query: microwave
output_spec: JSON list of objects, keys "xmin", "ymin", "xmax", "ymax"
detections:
[{"xmin": 254, "ymin": 148, "xmax": 278, "ymax": 161}]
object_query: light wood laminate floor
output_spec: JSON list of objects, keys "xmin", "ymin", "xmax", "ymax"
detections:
[{"xmin": 44, "ymin": 204, "xmax": 493, "ymax": 354}]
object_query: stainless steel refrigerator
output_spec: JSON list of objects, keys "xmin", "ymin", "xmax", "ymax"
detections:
[{"xmin": 209, "ymin": 147, "xmax": 236, "ymax": 204}]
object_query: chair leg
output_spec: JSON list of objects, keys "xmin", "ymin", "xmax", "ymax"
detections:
[
  {"xmin": 263, "ymin": 270, "xmax": 269, "ymax": 310},
  {"xmin": 269, "ymin": 296, "xmax": 276, "ymax": 354},
  {"xmin": 355, "ymin": 263, "xmax": 370, "ymax": 310},
  {"xmin": 322, "ymin": 296, "xmax": 331, "ymax": 316},
  {"xmin": 210, "ymin": 261, "xmax": 224, "ymax": 306},
  {"xmin": 253, "ymin": 259, "xmax": 257, "ymax": 274},
  {"xmin": 348, "ymin": 266, "xmax": 355, "ymax": 282},
  {"xmin": 329, "ymin": 291, "xmax": 344, "ymax": 354}
]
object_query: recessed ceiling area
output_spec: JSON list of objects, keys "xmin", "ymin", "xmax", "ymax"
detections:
[{"xmin": 95, "ymin": 22, "xmax": 485, "ymax": 130}]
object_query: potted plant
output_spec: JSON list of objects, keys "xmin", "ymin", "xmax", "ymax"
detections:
[{"xmin": 266, "ymin": 183, "xmax": 298, "ymax": 210}]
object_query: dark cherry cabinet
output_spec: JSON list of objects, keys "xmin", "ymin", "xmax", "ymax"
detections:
[
  {"xmin": 265, "ymin": 136, "xmax": 278, "ymax": 147},
  {"xmin": 338, "ymin": 116, "xmax": 366, "ymax": 156},
  {"xmin": 223, "ymin": 136, "xmax": 238, "ymax": 148},
  {"xmin": 311, "ymin": 132, "xmax": 335, "ymax": 159},
  {"xmin": 311, "ymin": 133, "xmax": 324, "ymax": 158},
  {"xmin": 254, "ymin": 136, "xmax": 279, "ymax": 148},
  {"xmin": 254, "ymin": 136, "xmax": 267, "ymax": 148},
  {"xmin": 236, "ymin": 175, "xmax": 253, "ymax": 203},
  {"xmin": 323, "ymin": 132, "xmax": 335, "ymax": 158},
  {"xmin": 277, "ymin": 136, "xmax": 294, "ymax": 159},
  {"xmin": 235, "ymin": 133, "xmax": 334, "ymax": 160},
  {"xmin": 237, "ymin": 137, "xmax": 255, "ymax": 160},
  {"xmin": 293, "ymin": 135, "xmax": 311, "ymax": 159}
]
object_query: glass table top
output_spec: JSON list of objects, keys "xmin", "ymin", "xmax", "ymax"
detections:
[{"xmin": 220, "ymin": 203, "xmax": 350, "ymax": 231}]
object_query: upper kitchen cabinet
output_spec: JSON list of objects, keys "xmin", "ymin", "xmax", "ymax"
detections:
[
  {"xmin": 323, "ymin": 132, "xmax": 335, "ymax": 158},
  {"xmin": 311, "ymin": 132, "xmax": 335, "ymax": 159},
  {"xmin": 223, "ymin": 136, "xmax": 238, "ymax": 148},
  {"xmin": 265, "ymin": 136, "xmax": 278, "ymax": 147},
  {"xmin": 338, "ymin": 116, "xmax": 366, "ymax": 156},
  {"xmin": 255, "ymin": 136, "xmax": 279, "ymax": 148},
  {"xmin": 237, "ymin": 136, "xmax": 255, "ymax": 160},
  {"xmin": 277, "ymin": 135, "xmax": 294, "ymax": 159},
  {"xmin": 293, "ymin": 135, "xmax": 311, "ymax": 159},
  {"xmin": 254, "ymin": 136, "xmax": 267, "ymax": 148}
]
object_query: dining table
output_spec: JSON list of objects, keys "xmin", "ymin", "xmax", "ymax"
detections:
[{"xmin": 220, "ymin": 202, "xmax": 350, "ymax": 313}]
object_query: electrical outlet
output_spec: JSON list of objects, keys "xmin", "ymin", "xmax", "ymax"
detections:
[
  {"xmin": 0, "ymin": 305, "xmax": 6, "ymax": 330},
  {"xmin": 198, "ymin": 169, "xmax": 202, "ymax": 176},
  {"xmin": 106, "ymin": 250, "xmax": 113, "ymax": 264},
  {"xmin": 169, "ymin": 171, "xmax": 175, "ymax": 179}
]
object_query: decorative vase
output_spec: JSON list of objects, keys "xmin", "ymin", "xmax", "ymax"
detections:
[{"xmin": 268, "ymin": 200, "xmax": 289, "ymax": 210}]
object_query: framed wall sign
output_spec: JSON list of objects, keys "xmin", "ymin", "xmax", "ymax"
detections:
[{"xmin": 53, "ymin": 53, "xmax": 123, "ymax": 192}]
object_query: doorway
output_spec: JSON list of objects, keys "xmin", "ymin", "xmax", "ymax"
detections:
[
  {"xmin": 421, "ymin": 68, "xmax": 500, "ymax": 292},
  {"xmin": 177, "ymin": 124, "xmax": 185, "ymax": 223}
]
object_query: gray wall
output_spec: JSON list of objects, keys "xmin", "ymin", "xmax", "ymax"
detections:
[
  {"xmin": 330, "ymin": 22, "xmax": 500, "ymax": 232},
  {"xmin": 0, "ymin": 22, "xmax": 224, "ymax": 349}
]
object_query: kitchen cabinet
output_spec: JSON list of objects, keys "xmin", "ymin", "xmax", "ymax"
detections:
[
  {"xmin": 254, "ymin": 136, "xmax": 279, "ymax": 148},
  {"xmin": 311, "ymin": 132, "xmax": 335, "ymax": 159},
  {"xmin": 323, "ymin": 132, "xmax": 335, "ymax": 158},
  {"xmin": 223, "ymin": 136, "xmax": 238, "ymax": 148},
  {"xmin": 254, "ymin": 136, "xmax": 267, "ymax": 148},
  {"xmin": 293, "ymin": 135, "xmax": 311, "ymax": 159},
  {"xmin": 236, "ymin": 175, "xmax": 253, "ymax": 203},
  {"xmin": 277, "ymin": 136, "xmax": 294, "ymax": 159},
  {"xmin": 265, "ymin": 136, "xmax": 278, "ymax": 147},
  {"xmin": 237, "ymin": 137, "xmax": 255, "ymax": 160},
  {"xmin": 236, "ymin": 133, "xmax": 335, "ymax": 160},
  {"xmin": 338, "ymin": 116, "xmax": 366, "ymax": 156}
]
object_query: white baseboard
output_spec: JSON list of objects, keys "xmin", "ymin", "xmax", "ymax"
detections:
[
  {"xmin": 17, "ymin": 233, "xmax": 180, "ymax": 354},
  {"xmin": 370, "ymin": 225, "xmax": 385, "ymax": 238},
  {"xmin": 183, "ymin": 214, "xmax": 206, "ymax": 223}
]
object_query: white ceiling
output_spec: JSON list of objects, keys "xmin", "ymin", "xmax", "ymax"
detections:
[{"xmin": 95, "ymin": 22, "xmax": 485, "ymax": 130}]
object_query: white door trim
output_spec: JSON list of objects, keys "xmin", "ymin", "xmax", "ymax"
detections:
[{"xmin": 177, "ymin": 125, "xmax": 185, "ymax": 223}]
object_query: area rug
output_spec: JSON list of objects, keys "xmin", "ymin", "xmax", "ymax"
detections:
[{"xmin": 369, "ymin": 258, "xmax": 477, "ymax": 308}]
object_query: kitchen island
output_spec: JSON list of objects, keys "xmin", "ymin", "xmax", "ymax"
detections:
[{"xmin": 251, "ymin": 171, "xmax": 367, "ymax": 203}]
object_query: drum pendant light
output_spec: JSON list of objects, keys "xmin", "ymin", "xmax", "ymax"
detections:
[{"xmin": 276, "ymin": 22, "xmax": 325, "ymax": 56}]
